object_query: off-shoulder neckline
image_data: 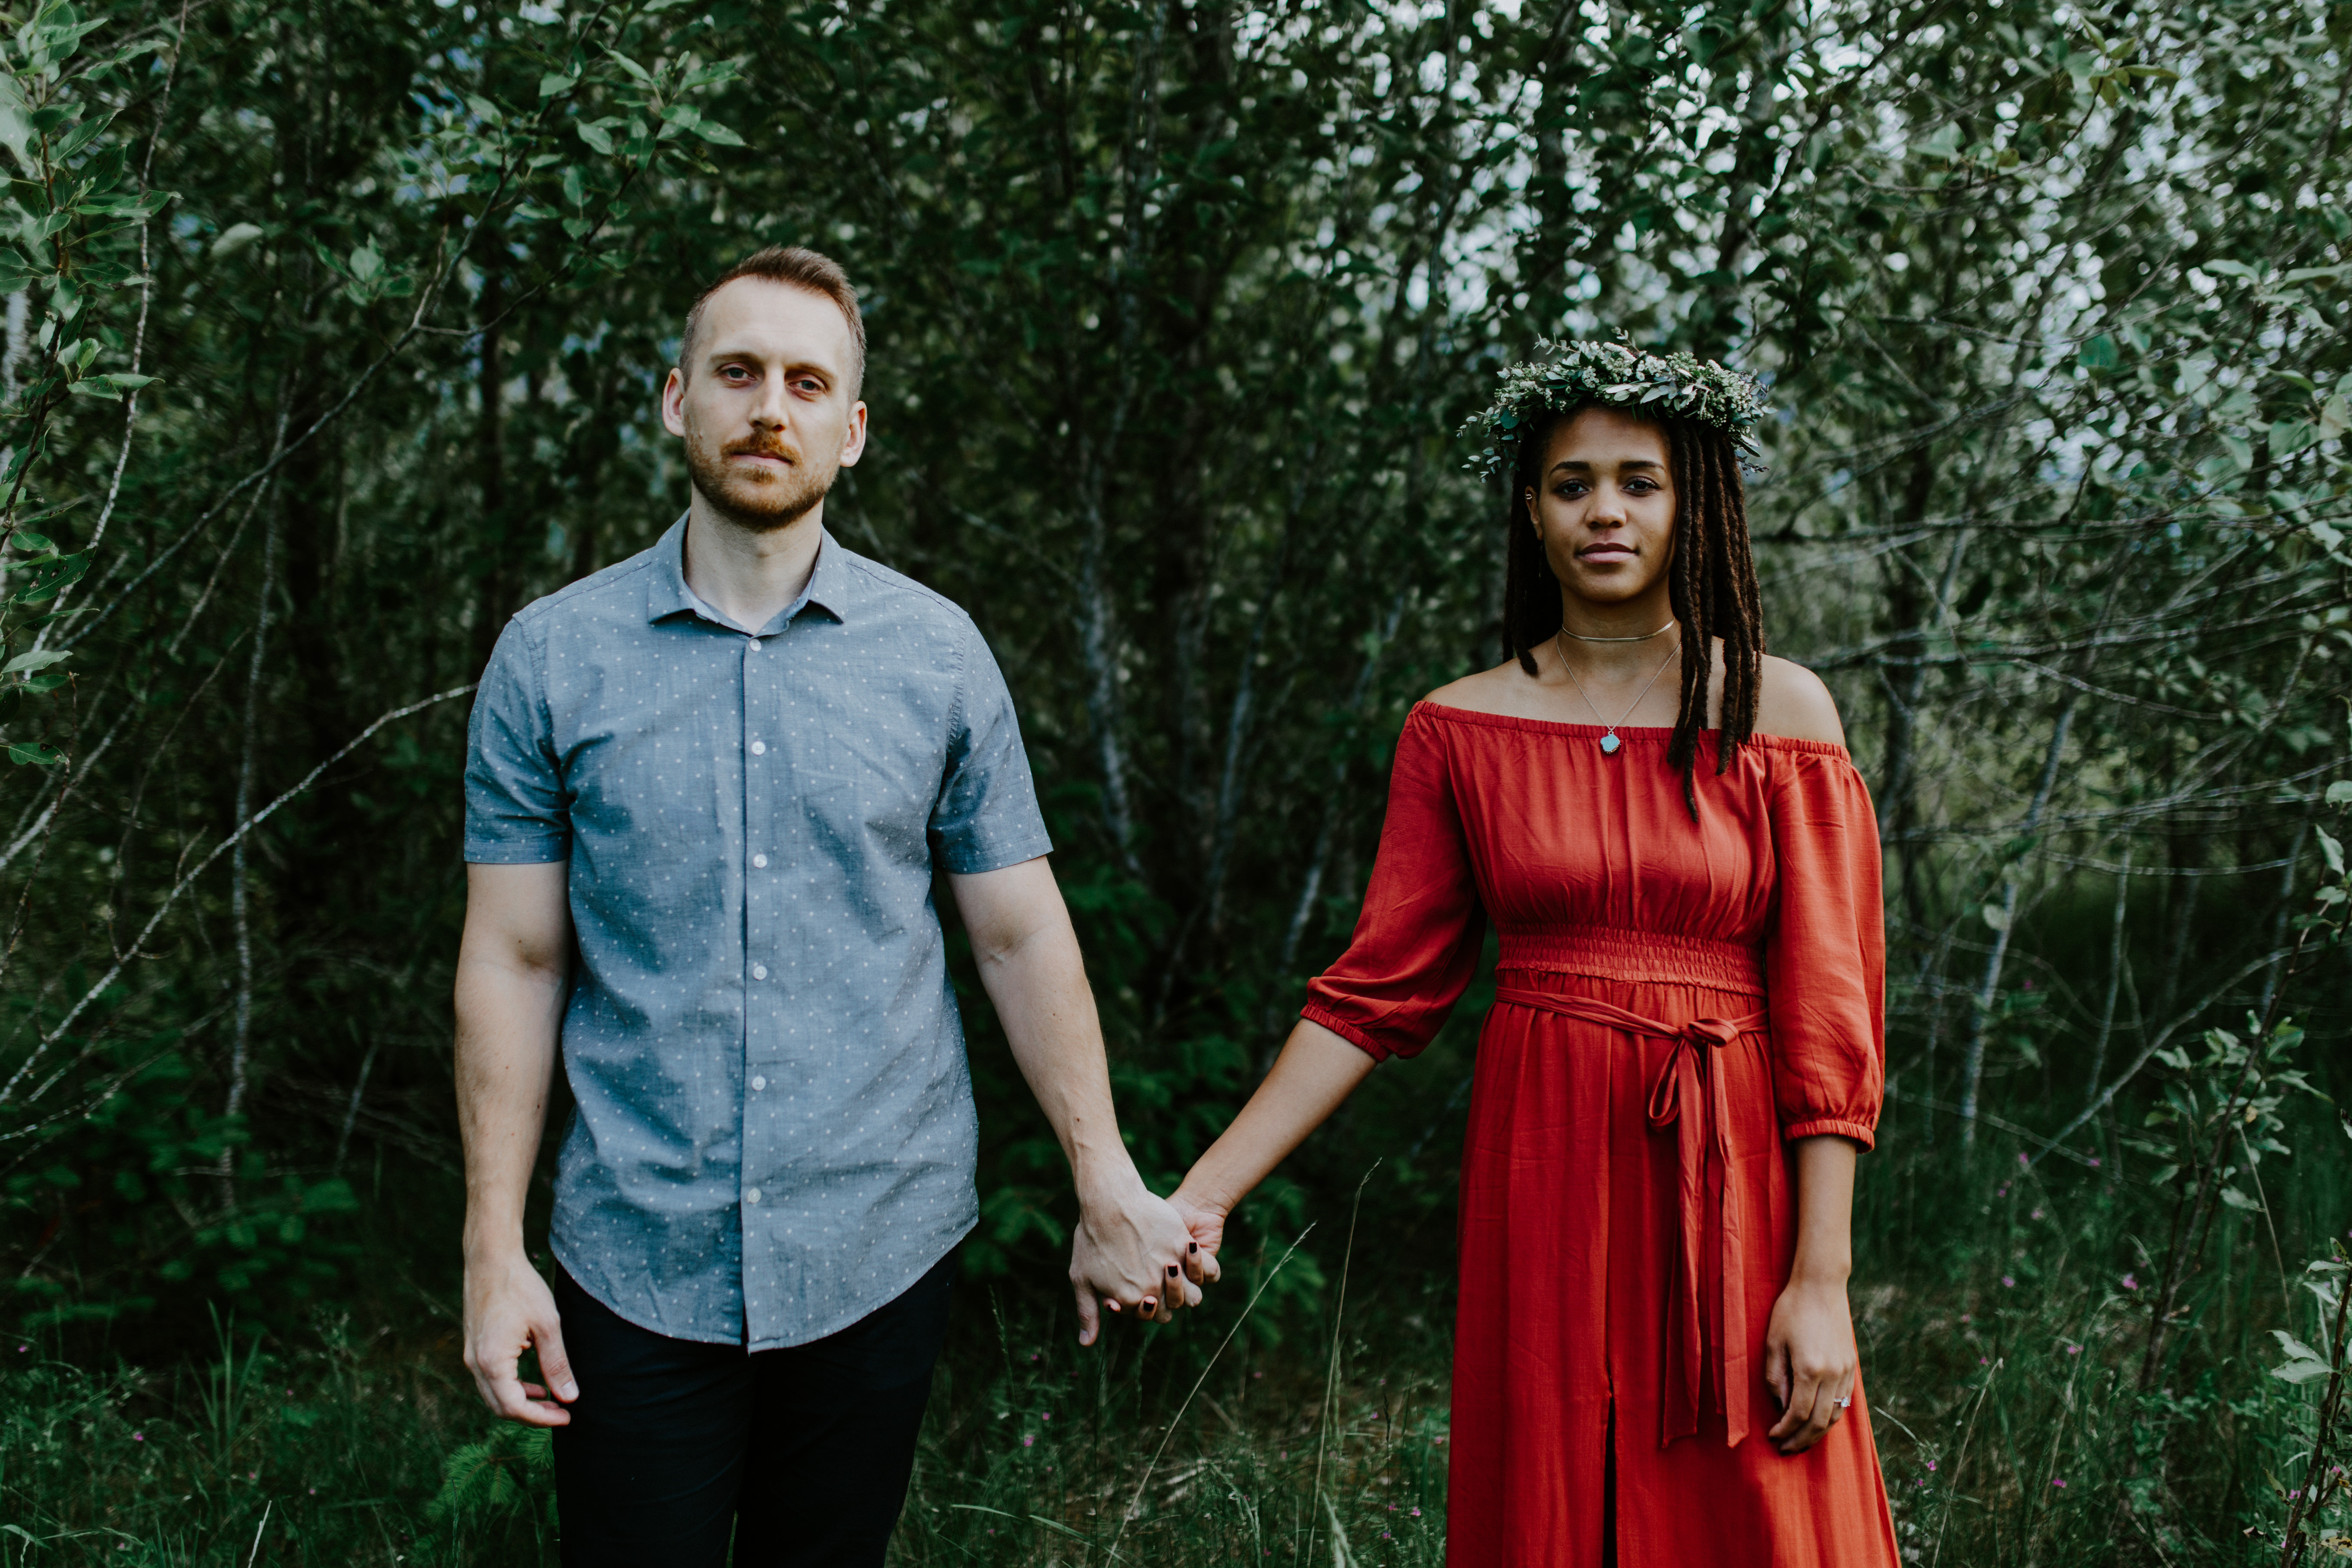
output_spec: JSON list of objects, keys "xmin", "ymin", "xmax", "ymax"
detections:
[{"xmin": 1413, "ymin": 700, "xmax": 1855, "ymax": 760}]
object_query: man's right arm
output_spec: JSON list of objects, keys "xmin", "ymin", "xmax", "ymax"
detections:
[{"xmin": 455, "ymin": 859, "xmax": 579, "ymax": 1425}]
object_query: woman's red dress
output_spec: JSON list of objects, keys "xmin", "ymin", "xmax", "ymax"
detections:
[{"xmin": 1303, "ymin": 703, "xmax": 1900, "ymax": 1566}]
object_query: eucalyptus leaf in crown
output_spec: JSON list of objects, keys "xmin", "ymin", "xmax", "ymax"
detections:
[{"xmin": 1459, "ymin": 339, "xmax": 1770, "ymax": 481}]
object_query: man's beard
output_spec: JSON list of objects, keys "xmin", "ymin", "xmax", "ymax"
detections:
[{"xmin": 683, "ymin": 423, "xmax": 838, "ymax": 533}]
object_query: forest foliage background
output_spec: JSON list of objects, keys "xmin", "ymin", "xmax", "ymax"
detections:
[{"xmin": 0, "ymin": 0, "xmax": 2349, "ymax": 1559}]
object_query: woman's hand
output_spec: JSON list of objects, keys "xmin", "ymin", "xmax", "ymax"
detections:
[
  {"xmin": 1761, "ymin": 1275, "xmax": 1856, "ymax": 1455},
  {"xmin": 1166, "ymin": 1189, "xmax": 1228, "ymax": 1287}
]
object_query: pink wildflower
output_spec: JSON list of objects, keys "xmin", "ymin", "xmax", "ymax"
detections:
[
  {"xmin": 2002, "ymin": 1275, "xmax": 2016, "ymax": 1288},
  {"xmin": 2121, "ymin": 1273, "xmax": 2139, "ymax": 1290}
]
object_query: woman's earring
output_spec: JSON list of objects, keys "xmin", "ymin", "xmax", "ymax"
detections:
[{"xmin": 1525, "ymin": 493, "xmax": 1540, "ymax": 539}]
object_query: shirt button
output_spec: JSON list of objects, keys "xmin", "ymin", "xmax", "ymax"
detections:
[
  {"xmin": 751, "ymin": 1075, "xmax": 767, "ymax": 1092},
  {"xmin": 746, "ymin": 638, "xmax": 759, "ymax": 652},
  {"xmin": 745, "ymin": 1188, "xmax": 762, "ymax": 1205},
  {"xmin": 750, "ymin": 740, "xmax": 767, "ymax": 756},
  {"xmin": 752, "ymin": 964, "xmax": 769, "ymax": 980},
  {"xmin": 752, "ymin": 853, "xmax": 769, "ymax": 869}
]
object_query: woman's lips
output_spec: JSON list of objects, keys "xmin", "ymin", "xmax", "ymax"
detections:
[{"xmin": 1578, "ymin": 544, "xmax": 1636, "ymax": 560}]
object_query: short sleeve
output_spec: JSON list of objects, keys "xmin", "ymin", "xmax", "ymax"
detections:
[
  {"xmin": 1301, "ymin": 707, "xmax": 1486, "ymax": 1063},
  {"xmin": 1763, "ymin": 748, "xmax": 1886, "ymax": 1149},
  {"xmin": 464, "ymin": 619, "xmax": 570, "ymax": 864},
  {"xmin": 928, "ymin": 620, "xmax": 1053, "ymax": 874}
]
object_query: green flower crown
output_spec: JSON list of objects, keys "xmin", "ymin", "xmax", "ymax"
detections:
[{"xmin": 1459, "ymin": 338, "xmax": 1770, "ymax": 482}]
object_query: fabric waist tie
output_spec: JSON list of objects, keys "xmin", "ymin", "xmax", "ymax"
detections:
[{"xmin": 1493, "ymin": 986, "xmax": 1767, "ymax": 1450}]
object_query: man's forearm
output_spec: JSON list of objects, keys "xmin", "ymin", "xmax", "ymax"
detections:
[
  {"xmin": 975, "ymin": 928, "xmax": 1138, "ymax": 1198},
  {"xmin": 455, "ymin": 959, "xmax": 566, "ymax": 1258}
]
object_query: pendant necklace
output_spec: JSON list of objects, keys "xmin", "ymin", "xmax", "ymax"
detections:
[{"xmin": 1555, "ymin": 628, "xmax": 1682, "ymax": 755}]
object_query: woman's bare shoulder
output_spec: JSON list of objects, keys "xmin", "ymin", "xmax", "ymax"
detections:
[
  {"xmin": 1421, "ymin": 658, "xmax": 1554, "ymax": 720},
  {"xmin": 1754, "ymin": 655, "xmax": 1846, "ymax": 746}
]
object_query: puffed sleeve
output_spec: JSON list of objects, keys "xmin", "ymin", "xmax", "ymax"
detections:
[
  {"xmin": 1763, "ymin": 745, "xmax": 1886, "ymax": 1148},
  {"xmin": 1301, "ymin": 706, "xmax": 1486, "ymax": 1063}
]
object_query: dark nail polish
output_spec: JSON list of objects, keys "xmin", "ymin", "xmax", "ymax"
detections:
[
  {"xmin": 1167, "ymin": 1265, "xmax": 1179, "ymax": 1276},
  {"xmin": 1189, "ymin": 1242, "xmax": 1199, "ymax": 1253}
]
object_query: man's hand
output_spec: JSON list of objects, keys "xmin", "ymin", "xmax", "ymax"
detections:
[
  {"xmin": 1069, "ymin": 1175, "xmax": 1206, "ymax": 1344},
  {"xmin": 1762, "ymin": 1276, "xmax": 1857, "ymax": 1454},
  {"xmin": 463, "ymin": 1249, "xmax": 577, "ymax": 1426}
]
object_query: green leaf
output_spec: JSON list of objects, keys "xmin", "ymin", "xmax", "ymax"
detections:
[
  {"xmin": 211, "ymin": 222, "xmax": 264, "ymax": 257},
  {"xmin": 2318, "ymin": 825, "xmax": 2345, "ymax": 877},
  {"xmin": 70, "ymin": 373, "xmax": 156, "ymax": 399},
  {"xmin": 2078, "ymin": 333, "xmax": 2119, "ymax": 370},
  {"xmin": 6, "ymin": 740, "xmax": 62, "ymax": 765},
  {"xmin": 695, "ymin": 119, "xmax": 746, "ymax": 148},
  {"xmin": 11, "ymin": 529, "xmax": 54, "ymax": 553},
  {"xmin": 349, "ymin": 245, "xmax": 383, "ymax": 283},
  {"xmin": 577, "ymin": 122, "xmax": 615, "ymax": 156},
  {"xmin": 2270, "ymin": 419, "xmax": 2316, "ymax": 456},
  {"xmin": 51, "ymin": 109, "xmax": 113, "ymax": 162},
  {"xmin": 608, "ymin": 50, "xmax": 654, "ymax": 86},
  {"xmin": 2322, "ymin": 396, "xmax": 2349, "ymax": 441},
  {"xmin": 1, "ymin": 649, "xmax": 67, "ymax": 676},
  {"xmin": 538, "ymin": 71, "xmax": 579, "ymax": 99},
  {"xmin": 463, "ymin": 93, "xmax": 503, "ymax": 125},
  {"xmin": 2323, "ymin": 779, "xmax": 2352, "ymax": 805}
]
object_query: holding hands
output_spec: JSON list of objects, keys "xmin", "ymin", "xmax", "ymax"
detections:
[{"xmin": 1067, "ymin": 1174, "xmax": 1216, "ymax": 1343}]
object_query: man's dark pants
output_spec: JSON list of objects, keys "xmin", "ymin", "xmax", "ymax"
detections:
[{"xmin": 550, "ymin": 1252, "xmax": 956, "ymax": 1567}]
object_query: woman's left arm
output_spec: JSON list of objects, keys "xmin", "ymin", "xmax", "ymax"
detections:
[{"xmin": 1763, "ymin": 1134, "xmax": 1861, "ymax": 1454}]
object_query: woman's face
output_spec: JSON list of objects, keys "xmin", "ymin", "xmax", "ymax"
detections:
[{"xmin": 1525, "ymin": 406, "xmax": 1677, "ymax": 612}]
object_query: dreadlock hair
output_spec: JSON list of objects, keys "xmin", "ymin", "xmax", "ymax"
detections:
[{"xmin": 1500, "ymin": 404, "xmax": 1766, "ymax": 820}]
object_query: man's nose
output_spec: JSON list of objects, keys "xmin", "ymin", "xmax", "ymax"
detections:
[{"xmin": 749, "ymin": 374, "xmax": 792, "ymax": 428}]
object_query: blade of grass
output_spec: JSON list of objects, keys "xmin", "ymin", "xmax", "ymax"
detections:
[{"xmin": 1110, "ymin": 1223, "xmax": 1317, "ymax": 1556}]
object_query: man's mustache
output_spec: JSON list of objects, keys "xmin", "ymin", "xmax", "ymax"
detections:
[{"xmin": 722, "ymin": 433, "xmax": 798, "ymax": 462}]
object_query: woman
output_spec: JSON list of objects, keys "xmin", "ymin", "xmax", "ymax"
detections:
[{"xmin": 1171, "ymin": 342, "xmax": 1901, "ymax": 1565}]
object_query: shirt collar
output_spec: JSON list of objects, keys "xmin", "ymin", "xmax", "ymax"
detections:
[{"xmin": 646, "ymin": 514, "xmax": 854, "ymax": 634}]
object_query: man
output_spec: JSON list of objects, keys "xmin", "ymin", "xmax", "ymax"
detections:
[{"xmin": 456, "ymin": 245, "xmax": 1204, "ymax": 1567}]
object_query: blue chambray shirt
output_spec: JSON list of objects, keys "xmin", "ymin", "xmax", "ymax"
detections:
[{"xmin": 463, "ymin": 519, "xmax": 1053, "ymax": 1351}]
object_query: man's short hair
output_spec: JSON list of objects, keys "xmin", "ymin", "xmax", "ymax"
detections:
[{"xmin": 679, "ymin": 246, "xmax": 865, "ymax": 397}]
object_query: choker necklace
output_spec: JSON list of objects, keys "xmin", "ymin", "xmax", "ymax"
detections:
[
  {"xmin": 1556, "ymin": 629, "xmax": 1682, "ymax": 756},
  {"xmin": 1557, "ymin": 618, "xmax": 1677, "ymax": 643}
]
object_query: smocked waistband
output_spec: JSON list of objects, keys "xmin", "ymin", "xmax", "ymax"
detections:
[{"xmin": 1496, "ymin": 923, "xmax": 1764, "ymax": 995}]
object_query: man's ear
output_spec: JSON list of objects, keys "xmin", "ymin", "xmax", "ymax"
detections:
[
  {"xmin": 838, "ymin": 401, "xmax": 869, "ymax": 469},
  {"xmin": 659, "ymin": 367, "xmax": 687, "ymax": 438}
]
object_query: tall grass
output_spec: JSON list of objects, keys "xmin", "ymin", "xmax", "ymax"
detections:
[{"xmin": 3, "ymin": 1110, "xmax": 2345, "ymax": 1565}]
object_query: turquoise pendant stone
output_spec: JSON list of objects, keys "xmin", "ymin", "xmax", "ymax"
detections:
[{"xmin": 1600, "ymin": 732, "xmax": 1622, "ymax": 755}]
